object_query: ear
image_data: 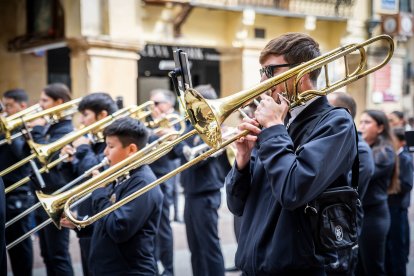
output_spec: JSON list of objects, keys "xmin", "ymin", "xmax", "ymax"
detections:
[
  {"xmin": 20, "ymin": 102, "xmax": 28, "ymax": 109},
  {"xmin": 55, "ymin": 98, "xmax": 64, "ymax": 105},
  {"xmin": 127, "ymin": 143, "xmax": 138, "ymax": 155},
  {"xmin": 378, "ymin": 124, "xmax": 384, "ymax": 134},
  {"xmin": 97, "ymin": 110, "xmax": 108, "ymax": 120},
  {"xmin": 301, "ymin": 73, "xmax": 312, "ymax": 88}
]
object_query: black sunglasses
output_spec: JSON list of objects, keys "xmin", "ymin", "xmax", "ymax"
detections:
[
  {"xmin": 259, "ymin": 63, "xmax": 299, "ymax": 78},
  {"xmin": 154, "ymin": 101, "xmax": 167, "ymax": 106}
]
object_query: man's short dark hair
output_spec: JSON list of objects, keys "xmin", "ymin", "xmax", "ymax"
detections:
[
  {"xmin": 260, "ymin": 32, "xmax": 321, "ymax": 83},
  {"xmin": 43, "ymin": 83, "xmax": 71, "ymax": 103},
  {"xmin": 103, "ymin": 117, "xmax": 148, "ymax": 149},
  {"xmin": 78, "ymin": 92, "xmax": 118, "ymax": 115},
  {"xmin": 3, "ymin": 89, "xmax": 28, "ymax": 103},
  {"xmin": 329, "ymin": 92, "xmax": 357, "ymax": 119}
]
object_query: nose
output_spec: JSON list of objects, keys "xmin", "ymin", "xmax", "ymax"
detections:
[{"xmin": 104, "ymin": 146, "xmax": 109, "ymax": 156}]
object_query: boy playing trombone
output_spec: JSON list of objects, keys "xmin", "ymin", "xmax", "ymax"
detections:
[{"xmin": 61, "ymin": 117, "xmax": 163, "ymax": 275}]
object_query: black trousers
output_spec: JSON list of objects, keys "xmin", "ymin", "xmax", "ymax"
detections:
[
  {"xmin": 0, "ymin": 179, "xmax": 7, "ymax": 276},
  {"xmin": 5, "ymin": 202, "xmax": 33, "ymax": 276},
  {"xmin": 79, "ymin": 237, "xmax": 92, "ymax": 276},
  {"xmin": 385, "ymin": 206, "xmax": 409, "ymax": 276},
  {"xmin": 357, "ymin": 202, "xmax": 390, "ymax": 276},
  {"xmin": 156, "ymin": 181, "xmax": 174, "ymax": 275},
  {"xmin": 35, "ymin": 210, "xmax": 74, "ymax": 276},
  {"xmin": 184, "ymin": 191, "xmax": 224, "ymax": 276},
  {"xmin": 242, "ymin": 268, "xmax": 326, "ymax": 276}
]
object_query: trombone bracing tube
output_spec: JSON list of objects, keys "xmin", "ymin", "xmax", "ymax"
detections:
[
  {"xmin": 0, "ymin": 153, "xmax": 36, "ymax": 178},
  {"xmin": 4, "ymin": 154, "xmax": 69, "ymax": 194},
  {"xmin": 28, "ymin": 160, "xmax": 46, "ymax": 189}
]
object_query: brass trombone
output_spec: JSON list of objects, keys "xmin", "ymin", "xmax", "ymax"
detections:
[
  {"xmin": 0, "ymin": 103, "xmax": 42, "ymax": 145},
  {"xmin": 0, "ymin": 98, "xmax": 82, "ymax": 180},
  {"xmin": 36, "ymin": 34, "xmax": 392, "ymax": 229},
  {"xmin": 3, "ymin": 101, "xmax": 156, "ymax": 194},
  {"xmin": 0, "ymin": 99, "xmax": 81, "ymax": 143}
]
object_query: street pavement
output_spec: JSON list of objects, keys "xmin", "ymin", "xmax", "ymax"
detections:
[{"xmin": 7, "ymin": 188, "xmax": 414, "ymax": 275}]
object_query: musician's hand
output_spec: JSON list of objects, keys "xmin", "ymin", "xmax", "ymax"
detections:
[
  {"xmin": 91, "ymin": 169, "xmax": 100, "ymax": 177},
  {"xmin": 155, "ymin": 126, "xmax": 174, "ymax": 137},
  {"xmin": 60, "ymin": 145, "xmax": 75, "ymax": 161},
  {"xmin": 151, "ymin": 108, "xmax": 163, "ymax": 120},
  {"xmin": 28, "ymin": 117, "xmax": 47, "ymax": 128},
  {"xmin": 60, "ymin": 217, "xmax": 76, "ymax": 229},
  {"xmin": 235, "ymin": 117, "xmax": 261, "ymax": 170},
  {"xmin": 255, "ymin": 94, "xmax": 289, "ymax": 128},
  {"xmin": 72, "ymin": 136, "xmax": 91, "ymax": 148}
]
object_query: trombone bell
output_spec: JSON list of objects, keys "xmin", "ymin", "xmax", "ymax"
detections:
[
  {"xmin": 36, "ymin": 191, "xmax": 65, "ymax": 228},
  {"xmin": 184, "ymin": 88, "xmax": 223, "ymax": 149}
]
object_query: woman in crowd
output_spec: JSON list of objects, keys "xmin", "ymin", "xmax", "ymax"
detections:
[{"xmin": 357, "ymin": 110, "xmax": 399, "ymax": 276}]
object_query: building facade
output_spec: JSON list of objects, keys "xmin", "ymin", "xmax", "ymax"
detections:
[{"xmin": 0, "ymin": 0, "xmax": 412, "ymax": 121}]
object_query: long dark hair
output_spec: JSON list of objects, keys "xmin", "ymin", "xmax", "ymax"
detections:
[{"xmin": 363, "ymin": 110, "xmax": 400, "ymax": 194}]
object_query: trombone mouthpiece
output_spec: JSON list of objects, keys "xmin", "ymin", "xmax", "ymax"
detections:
[{"xmin": 101, "ymin": 157, "xmax": 109, "ymax": 167}]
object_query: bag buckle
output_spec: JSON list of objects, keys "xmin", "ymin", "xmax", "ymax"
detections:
[{"xmin": 304, "ymin": 203, "xmax": 318, "ymax": 215}]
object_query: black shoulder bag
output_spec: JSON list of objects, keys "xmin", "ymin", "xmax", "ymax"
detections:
[{"xmin": 302, "ymin": 107, "xmax": 360, "ymax": 252}]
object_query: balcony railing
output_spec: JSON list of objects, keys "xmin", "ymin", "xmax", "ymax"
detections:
[{"xmin": 145, "ymin": 0, "xmax": 356, "ymax": 19}]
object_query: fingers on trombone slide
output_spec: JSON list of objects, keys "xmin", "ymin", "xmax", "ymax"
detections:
[{"xmin": 60, "ymin": 216, "xmax": 76, "ymax": 229}]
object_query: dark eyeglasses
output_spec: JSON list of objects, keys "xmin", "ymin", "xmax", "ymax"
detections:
[{"xmin": 259, "ymin": 63, "xmax": 299, "ymax": 78}]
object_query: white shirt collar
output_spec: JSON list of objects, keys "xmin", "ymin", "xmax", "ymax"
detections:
[{"xmin": 288, "ymin": 96, "xmax": 319, "ymax": 126}]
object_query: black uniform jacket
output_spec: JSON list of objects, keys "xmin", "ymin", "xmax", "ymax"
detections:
[
  {"xmin": 362, "ymin": 143, "xmax": 396, "ymax": 207},
  {"xmin": 0, "ymin": 177, "xmax": 6, "ymax": 276},
  {"xmin": 225, "ymin": 97, "xmax": 357, "ymax": 274},
  {"xmin": 30, "ymin": 120, "xmax": 74, "ymax": 194},
  {"xmin": 356, "ymin": 132, "xmax": 375, "ymax": 200},
  {"xmin": 60, "ymin": 141, "xmax": 107, "ymax": 237},
  {"xmin": 180, "ymin": 126, "xmax": 224, "ymax": 196},
  {"xmin": 354, "ymin": 133, "xmax": 375, "ymax": 231},
  {"xmin": 89, "ymin": 165, "xmax": 163, "ymax": 275},
  {"xmin": 0, "ymin": 131, "xmax": 32, "ymax": 192},
  {"xmin": 388, "ymin": 146, "xmax": 413, "ymax": 208}
]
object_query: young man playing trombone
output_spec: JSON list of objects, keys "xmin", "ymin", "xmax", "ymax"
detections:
[
  {"xmin": 1, "ymin": 89, "xmax": 35, "ymax": 276},
  {"xmin": 59, "ymin": 92, "xmax": 118, "ymax": 276},
  {"xmin": 61, "ymin": 117, "xmax": 163, "ymax": 275},
  {"xmin": 28, "ymin": 83, "xmax": 75, "ymax": 276},
  {"xmin": 225, "ymin": 33, "xmax": 358, "ymax": 274}
]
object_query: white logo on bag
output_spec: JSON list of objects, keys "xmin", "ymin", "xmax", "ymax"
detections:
[{"xmin": 335, "ymin": 225, "xmax": 343, "ymax": 241}]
